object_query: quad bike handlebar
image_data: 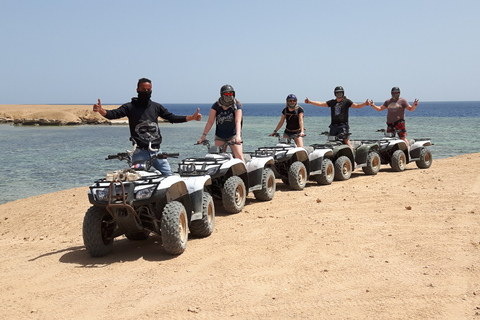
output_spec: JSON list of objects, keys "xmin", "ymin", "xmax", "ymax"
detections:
[
  {"xmin": 270, "ymin": 132, "xmax": 306, "ymax": 138},
  {"xmin": 195, "ymin": 139, "xmax": 242, "ymax": 148},
  {"xmin": 105, "ymin": 139, "xmax": 179, "ymax": 170},
  {"xmin": 270, "ymin": 132, "xmax": 306, "ymax": 145},
  {"xmin": 318, "ymin": 131, "xmax": 351, "ymax": 142}
]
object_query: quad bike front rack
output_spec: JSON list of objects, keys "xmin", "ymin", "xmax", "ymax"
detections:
[{"xmin": 106, "ymin": 179, "xmax": 143, "ymax": 234}]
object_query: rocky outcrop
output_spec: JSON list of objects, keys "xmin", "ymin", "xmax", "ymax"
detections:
[
  {"xmin": 0, "ymin": 105, "xmax": 174, "ymax": 126},
  {"xmin": 0, "ymin": 107, "xmax": 120, "ymax": 126}
]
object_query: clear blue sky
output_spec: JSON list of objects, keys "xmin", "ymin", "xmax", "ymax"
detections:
[{"xmin": 1, "ymin": 0, "xmax": 479, "ymax": 104}]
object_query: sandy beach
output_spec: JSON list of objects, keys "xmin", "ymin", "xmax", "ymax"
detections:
[{"xmin": 1, "ymin": 150, "xmax": 479, "ymax": 319}]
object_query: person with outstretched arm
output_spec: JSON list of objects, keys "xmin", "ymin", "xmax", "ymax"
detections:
[
  {"xmin": 369, "ymin": 86, "xmax": 418, "ymax": 148},
  {"xmin": 93, "ymin": 77, "xmax": 202, "ymax": 175},
  {"xmin": 304, "ymin": 86, "xmax": 370, "ymax": 150}
]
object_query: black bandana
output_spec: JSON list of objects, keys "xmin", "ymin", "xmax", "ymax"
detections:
[{"xmin": 137, "ymin": 91, "xmax": 152, "ymax": 105}]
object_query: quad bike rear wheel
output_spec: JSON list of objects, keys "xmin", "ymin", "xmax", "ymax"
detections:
[
  {"xmin": 391, "ymin": 149, "xmax": 406, "ymax": 172},
  {"xmin": 334, "ymin": 156, "xmax": 352, "ymax": 181},
  {"xmin": 83, "ymin": 206, "xmax": 116, "ymax": 257},
  {"xmin": 362, "ymin": 151, "xmax": 381, "ymax": 175},
  {"xmin": 161, "ymin": 201, "xmax": 188, "ymax": 255},
  {"xmin": 288, "ymin": 161, "xmax": 307, "ymax": 190},
  {"xmin": 416, "ymin": 148, "xmax": 433, "ymax": 169},
  {"xmin": 189, "ymin": 192, "xmax": 215, "ymax": 237},
  {"xmin": 314, "ymin": 158, "xmax": 334, "ymax": 185},
  {"xmin": 253, "ymin": 167, "xmax": 276, "ymax": 201},
  {"xmin": 222, "ymin": 176, "xmax": 246, "ymax": 214}
]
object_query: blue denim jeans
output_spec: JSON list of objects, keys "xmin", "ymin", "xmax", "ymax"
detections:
[{"xmin": 132, "ymin": 148, "xmax": 173, "ymax": 176}]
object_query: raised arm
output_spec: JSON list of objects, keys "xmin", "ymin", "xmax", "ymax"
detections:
[
  {"xmin": 407, "ymin": 98, "xmax": 419, "ymax": 111},
  {"xmin": 369, "ymin": 99, "xmax": 387, "ymax": 111},
  {"xmin": 351, "ymin": 99, "xmax": 370, "ymax": 109},
  {"xmin": 186, "ymin": 108, "xmax": 202, "ymax": 121},
  {"xmin": 304, "ymin": 97, "xmax": 328, "ymax": 107},
  {"xmin": 93, "ymin": 99, "xmax": 107, "ymax": 117}
]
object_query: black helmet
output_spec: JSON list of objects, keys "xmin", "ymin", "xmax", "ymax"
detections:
[
  {"xmin": 334, "ymin": 86, "xmax": 344, "ymax": 93},
  {"xmin": 391, "ymin": 86, "xmax": 400, "ymax": 93},
  {"xmin": 220, "ymin": 84, "xmax": 235, "ymax": 96},
  {"xmin": 286, "ymin": 94, "xmax": 297, "ymax": 101}
]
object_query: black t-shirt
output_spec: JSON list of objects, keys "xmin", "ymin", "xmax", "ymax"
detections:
[
  {"xmin": 105, "ymin": 98, "xmax": 187, "ymax": 147},
  {"xmin": 326, "ymin": 98, "xmax": 353, "ymax": 125},
  {"xmin": 282, "ymin": 106, "xmax": 304, "ymax": 131}
]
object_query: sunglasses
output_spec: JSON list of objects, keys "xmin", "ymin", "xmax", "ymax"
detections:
[
  {"xmin": 223, "ymin": 92, "xmax": 234, "ymax": 96},
  {"xmin": 287, "ymin": 99, "xmax": 297, "ymax": 102}
]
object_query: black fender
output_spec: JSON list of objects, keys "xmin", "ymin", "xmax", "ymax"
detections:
[
  {"xmin": 334, "ymin": 145, "xmax": 355, "ymax": 165},
  {"xmin": 355, "ymin": 143, "xmax": 379, "ymax": 165}
]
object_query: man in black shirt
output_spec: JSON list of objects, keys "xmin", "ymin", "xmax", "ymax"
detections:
[
  {"xmin": 305, "ymin": 86, "xmax": 370, "ymax": 150},
  {"xmin": 93, "ymin": 78, "xmax": 202, "ymax": 175}
]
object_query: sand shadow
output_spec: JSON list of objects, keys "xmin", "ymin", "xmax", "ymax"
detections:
[{"xmin": 29, "ymin": 235, "xmax": 207, "ymax": 267}]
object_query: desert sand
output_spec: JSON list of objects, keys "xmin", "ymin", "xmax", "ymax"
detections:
[{"xmin": 1, "ymin": 150, "xmax": 480, "ymax": 319}]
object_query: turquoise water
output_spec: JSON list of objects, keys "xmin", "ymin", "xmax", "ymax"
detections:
[{"xmin": 1, "ymin": 104, "xmax": 479, "ymax": 204}]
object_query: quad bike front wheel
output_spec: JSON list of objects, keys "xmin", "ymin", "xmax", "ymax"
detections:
[
  {"xmin": 314, "ymin": 158, "xmax": 334, "ymax": 185},
  {"xmin": 362, "ymin": 151, "xmax": 381, "ymax": 175},
  {"xmin": 253, "ymin": 167, "xmax": 276, "ymax": 201},
  {"xmin": 83, "ymin": 206, "xmax": 116, "ymax": 257},
  {"xmin": 416, "ymin": 148, "xmax": 433, "ymax": 169},
  {"xmin": 161, "ymin": 201, "xmax": 188, "ymax": 255},
  {"xmin": 391, "ymin": 149, "xmax": 406, "ymax": 172},
  {"xmin": 189, "ymin": 192, "xmax": 215, "ymax": 237},
  {"xmin": 288, "ymin": 161, "xmax": 307, "ymax": 190},
  {"xmin": 222, "ymin": 176, "xmax": 246, "ymax": 214},
  {"xmin": 334, "ymin": 156, "xmax": 352, "ymax": 181}
]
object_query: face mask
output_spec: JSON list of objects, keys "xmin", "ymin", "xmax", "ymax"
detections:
[
  {"xmin": 222, "ymin": 95, "xmax": 234, "ymax": 103},
  {"xmin": 138, "ymin": 91, "xmax": 152, "ymax": 102},
  {"xmin": 392, "ymin": 93, "xmax": 400, "ymax": 99},
  {"xmin": 335, "ymin": 92, "xmax": 344, "ymax": 99}
]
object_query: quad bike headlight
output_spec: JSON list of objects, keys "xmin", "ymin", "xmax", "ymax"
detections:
[
  {"xmin": 95, "ymin": 189, "xmax": 109, "ymax": 201},
  {"xmin": 135, "ymin": 186, "xmax": 155, "ymax": 200},
  {"xmin": 275, "ymin": 152, "xmax": 287, "ymax": 160},
  {"xmin": 206, "ymin": 167, "xmax": 219, "ymax": 176}
]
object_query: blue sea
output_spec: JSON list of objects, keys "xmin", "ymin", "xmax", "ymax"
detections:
[{"xmin": 1, "ymin": 101, "xmax": 479, "ymax": 205}]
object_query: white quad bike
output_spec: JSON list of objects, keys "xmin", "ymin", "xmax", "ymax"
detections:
[
  {"xmin": 178, "ymin": 140, "xmax": 276, "ymax": 214},
  {"xmin": 83, "ymin": 141, "xmax": 214, "ymax": 257},
  {"xmin": 254, "ymin": 133, "xmax": 334, "ymax": 190},
  {"xmin": 311, "ymin": 132, "xmax": 382, "ymax": 181},
  {"xmin": 372, "ymin": 129, "xmax": 433, "ymax": 172}
]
